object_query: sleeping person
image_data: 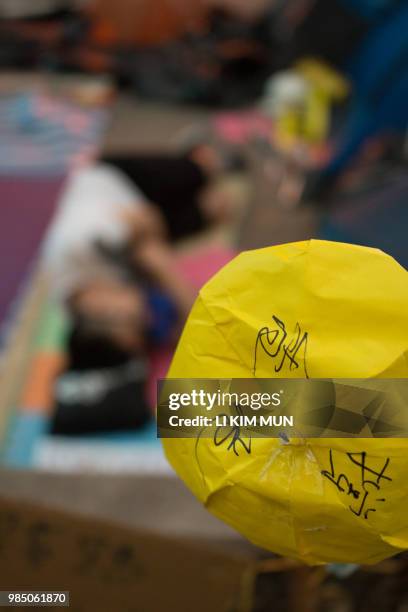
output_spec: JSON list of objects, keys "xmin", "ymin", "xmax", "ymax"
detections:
[{"xmin": 44, "ymin": 148, "xmax": 248, "ymax": 435}]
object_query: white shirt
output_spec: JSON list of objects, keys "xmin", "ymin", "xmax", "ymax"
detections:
[{"xmin": 43, "ymin": 163, "xmax": 146, "ymax": 300}]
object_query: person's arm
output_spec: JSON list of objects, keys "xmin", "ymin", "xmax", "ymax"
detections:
[
  {"xmin": 132, "ymin": 239, "xmax": 196, "ymax": 320},
  {"xmin": 122, "ymin": 203, "xmax": 195, "ymax": 318}
]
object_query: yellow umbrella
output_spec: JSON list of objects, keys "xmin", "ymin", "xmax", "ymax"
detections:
[{"xmin": 162, "ymin": 240, "xmax": 408, "ymax": 564}]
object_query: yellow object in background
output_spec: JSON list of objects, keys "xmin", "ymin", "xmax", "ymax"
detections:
[
  {"xmin": 163, "ymin": 240, "xmax": 408, "ymax": 565},
  {"xmin": 297, "ymin": 58, "xmax": 350, "ymax": 100},
  {"xmin": 266, "ymin": 58, "xmax": 350, "ymax": 147},
  {"xmin": 297, "ymin": 58, "xmax": 350, "ymax": 144}
]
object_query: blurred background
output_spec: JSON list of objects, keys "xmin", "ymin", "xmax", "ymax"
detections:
[{"xmin": 0, "ymin": 1, "xmax": 407, "ymax": 610}]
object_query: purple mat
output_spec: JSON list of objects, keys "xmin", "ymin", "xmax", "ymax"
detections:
[{"xmin": 0, "ymin": 176, "xmax": 64, "ymax": 336}]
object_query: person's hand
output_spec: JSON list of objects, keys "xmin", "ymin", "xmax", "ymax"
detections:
[
  {"xmin": 132, "ymin": 238, "xmax": 171, "ymax": 279},
  {"xmin": 120, "ymin": 204, "xmax": 167, "ymax": 245}
]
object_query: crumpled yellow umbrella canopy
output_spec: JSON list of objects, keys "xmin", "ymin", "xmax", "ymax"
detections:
[{"xmin": 162, "ymin": 240, "xmax": 408, "ymax": 565}]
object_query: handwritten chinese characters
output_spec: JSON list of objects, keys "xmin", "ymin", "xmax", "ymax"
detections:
[
  {"xmin": 253, "ymin": 315, "xmax": 309, "ymax": 377},
  {"xmin": 321, "ymin": 450, "xmax": 392, "ymax": 520},
  {"xmin": 213, "ymin": 403, "xmax": 252, "ymax": 457}
]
